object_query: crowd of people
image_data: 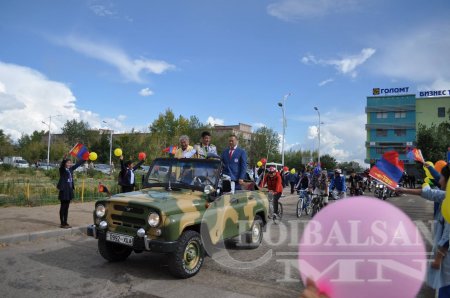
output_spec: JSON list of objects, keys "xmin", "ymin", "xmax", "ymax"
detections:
[{"xmin": 57, "ymin": 131, "xmax": 449, "ymax": 297}]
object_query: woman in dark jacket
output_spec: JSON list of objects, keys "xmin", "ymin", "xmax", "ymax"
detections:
[{"xmin": 57, "ymin": 156, "xmax": 85, "ymax": 228}]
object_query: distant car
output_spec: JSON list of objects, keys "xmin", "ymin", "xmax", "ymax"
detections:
[
  {"xmin": 37, "ymin": 162, "xmax": 57, "ymax": 170},
  {"xmin": 94, "ymin": 163, "xmax": 111, "ymax": 175},
  {"xmin": 14, "ymin": 159, "xmax": 29, "ymax": 168}
]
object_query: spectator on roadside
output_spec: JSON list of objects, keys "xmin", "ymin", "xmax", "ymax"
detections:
[
  {"xmin": 57, "ymin": 155, "xmax": 86, "ymax": 228},
  {"xmin": 118, "ymin": 155, "xmax": 145, "ymax": 193},
  {"xmin": 175, "ymin": 135, "xmax": 196, "ymax": 158},
  {"xmin": 194, "ymin": 131, "xmax": 217, "ymax": 159},
  {"xmin": 288, "ymin": 170, "xmax": 299, "ymax": 194},
  {"xmin": 396, "ymin": 164, "xmax": 450, "ymax": 297}
]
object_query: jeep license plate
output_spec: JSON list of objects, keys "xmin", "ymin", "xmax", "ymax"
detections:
[{"xmin": 106, "ymin": 232, "xmax": 134, "ymax": 246}]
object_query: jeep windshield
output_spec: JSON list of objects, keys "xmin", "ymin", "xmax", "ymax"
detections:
[{"xmin": 144, "ymin": 158, "xmax": 221, "ymax": 191}]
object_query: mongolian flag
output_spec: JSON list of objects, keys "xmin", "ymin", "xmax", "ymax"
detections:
[
  {"xmin": 69, "ymin": 143, "xmax": 90, "ymax": 160},
  {"xmin": 163, "ymin": 145, "xmax": 177, "ymax": 155},
  {"xmin": 98, "ymin": 183, "xmax": 111, "ymax": 196},
  {"xmin": 406, "ymin": 147, "xmax": 425, "ymax": 163},
  {"xmin": 369, "ymin": 151, "xmax": 404, "ymax": 189}
]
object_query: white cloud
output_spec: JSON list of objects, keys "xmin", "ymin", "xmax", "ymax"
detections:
[
  {"xmin": 89, "ymin": 4, "xmax": 115, "ymax": 17},
  {"xmin": 302, "ymin": 48, "xmax": 376, "ymax": 78},
  {"xmin": 267, "ymin": 0, "xmax": 361, "ymax": 21},
  {"xmin": 139, "ymin": 88, "xmax": 154, "ymax": 96},
  {"xmin": 53, "ymin": 36, "xmax": 175, "ymax": 83},
  {"xmin": 318, "ymin": 78, "xmax": 334, "ymax": 86},
  {"xmin": 373, "ymin": 23, "xmax": 450, "ymax": 88},
  {"xmin": 206, "ymin": 116, "xmax": 224, "ymax": 126},
  {"xmin": 300, "ymin": 111, "xmax": 366, "ymax": 163},
  {"xmin": 252, "ymin": 122, "xmax": 266, "ymax": 130},
  {"xmin": 0, "ymin": 61, "xmax": 126, "ymax": 141}
]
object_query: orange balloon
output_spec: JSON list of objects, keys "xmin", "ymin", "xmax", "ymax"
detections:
[{"xmin": 435, "ymin": 160, "xmax": 447, "ymax": 173}]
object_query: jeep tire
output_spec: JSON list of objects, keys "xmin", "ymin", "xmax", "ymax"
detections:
[
  {"xmin": 168, "ymin": 230, "xmax": 205, "ymax": 278},
  {"xmin": 241, "ymin": 215, "xmax": 263, "ymax": 249},
  {"xmin": 98, "ymin": 238, "xmax": 132, "ymax": 262}
]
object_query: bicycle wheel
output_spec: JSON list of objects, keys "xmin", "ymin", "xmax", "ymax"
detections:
[
  {"xmin": 296, "ymin": 198, "xmax": 303, "ymax": 218},
  {"xmin": 277, "ymin": 202, "xmax": 283, "ymax": 219},
  {"xmin": 305, "ymin": 201, "xmax": 312, "ymax": 215}
]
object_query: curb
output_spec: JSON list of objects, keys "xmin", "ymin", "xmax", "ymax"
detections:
[{"xmin": 0, "ymin": 226, "xmax": 87, "ymax": 245}]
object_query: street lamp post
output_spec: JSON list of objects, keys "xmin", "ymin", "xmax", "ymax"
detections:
[
  {"xmin": 102, "ymin": 121, "xmax": 113, "ymax": 171},
  {"xmin": 278, "ymin": 93, "xmax": 291, "ymax": 166},
  {"xmin": 42, "ymin": 115, "xmax": 61, "ymax": 166},
  {"xmin": 314, "ymin": 107, "xmax": 321, "ymax": 166}
]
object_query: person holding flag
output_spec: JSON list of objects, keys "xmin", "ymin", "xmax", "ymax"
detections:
[
  {"xmin": 396, "ymin": 164, "xmax": 450, "ymax": 297},
  {"xmin": 118, "ymin": 154, "xmax": 145, "ymax": 193},
  {"xmin": 57, "ymin": 149, "xmax": 87, "ymax": 228}
]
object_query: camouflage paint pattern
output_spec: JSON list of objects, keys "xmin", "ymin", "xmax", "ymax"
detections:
[{"xmin": 94, "ymin": 186, "xmax": 269, "ymax": 245}]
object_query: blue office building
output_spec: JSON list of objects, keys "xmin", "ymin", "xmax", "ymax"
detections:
[{"xmin": 365, "ymin": 94, "xmax": 416, "ymax": 166}]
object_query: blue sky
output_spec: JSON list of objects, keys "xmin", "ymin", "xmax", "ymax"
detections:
[{"xmin": 1, "ymin": 0, "xmax": 449, "ymax": 164}]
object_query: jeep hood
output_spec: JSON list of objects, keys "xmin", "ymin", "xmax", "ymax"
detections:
[{"xmin": 107, "ymin": 188, "xmax": 206, "ymax": 215}]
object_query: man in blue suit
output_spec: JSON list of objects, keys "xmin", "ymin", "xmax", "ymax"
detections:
[{"xmin": 221, "ymin": 134, "xmax": 247, "ymax": 192}]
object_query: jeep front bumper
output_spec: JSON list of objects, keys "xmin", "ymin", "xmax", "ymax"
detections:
[{"xmin": 86, "ymin": 224, "xmax": 178, "ymax": 253}]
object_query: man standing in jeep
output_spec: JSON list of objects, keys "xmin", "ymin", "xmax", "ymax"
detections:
[{"xmin": 221, "ymin": 134, "xmax": 247, "ymax": 192}]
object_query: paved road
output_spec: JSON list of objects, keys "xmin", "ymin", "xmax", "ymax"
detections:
[{"xmin": 0, "ymin": 191, "xmax": 437, "ymax": 297}]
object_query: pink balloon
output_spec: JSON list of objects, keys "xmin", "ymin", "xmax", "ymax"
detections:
[{"xmin": 298, "ymin": 197, "xmax": 426, "ymax": 298}]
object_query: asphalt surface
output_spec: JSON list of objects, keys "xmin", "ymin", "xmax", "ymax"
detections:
[{"xmin": 0, "ymin": 189, "xmax": 437, "ymax": 297}]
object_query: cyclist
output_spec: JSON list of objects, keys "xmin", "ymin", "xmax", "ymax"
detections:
[
  {"xmin": 329, "ymin": 168, "xmax": 346, "ymax": 199},
  {"xmin": 348, "ymin": 170, "xmax": 363, "ymax": 196},
  {"xmin": 309, "ymin": 166, "xmax": 329, "ymax": 207},
  {"xmin": 262, "ymin": 166, "xmax": 283, "ymax": 218}
]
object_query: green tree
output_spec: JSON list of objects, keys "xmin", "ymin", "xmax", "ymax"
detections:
[
  {"xmin": 319, "ymin": 154, "xmax": 337, "ymax": 170},
  {"xmin": 61, "ymin": 119, "xmax": 91, "ymax": 145},
  {"xmin": 248, "ymin": 127, "xmax": 279, "ymax": 166},
  {"xmin": 0, "ymin": 129, "xmax": 16, "ymax": 157},
  {"xmin": 417, "ymin": 122, "xmax": 450, "ymax": 162}
]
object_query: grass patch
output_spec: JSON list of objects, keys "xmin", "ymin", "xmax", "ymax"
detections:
[{"xmin": 0, "ymin": 166, "xmax": 146, "ymax": 207}]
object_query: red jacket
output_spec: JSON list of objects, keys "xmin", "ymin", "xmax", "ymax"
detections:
[{"xmin": 264, "ymin": 172, "xmax": 283, "ymax": 194}]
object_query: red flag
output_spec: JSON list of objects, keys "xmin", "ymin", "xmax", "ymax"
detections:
[
  {"xmin": 369, "ymin": 151, "xmax": 404, "ymax": 189},
  {"xmin": 69, "ymin": 143, "xmax": 90, "ymax": 160},
  {"xmin": 163, "ymin": 145, "xmax": 177, "ymax": 154},
  {"xmin": 406, "ymin": 147, "xmax": 424, "ymax": 163}
]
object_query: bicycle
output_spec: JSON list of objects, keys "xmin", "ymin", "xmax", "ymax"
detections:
[
  {"xmin": 310, "ymin": 193, "xmax": 328, "ymax": 217},
  {"xmin": 296, "ymin": 189, "xmax": 312, "ymax": 218},
  {"xmin": 268, "ymin": 192, "xmax": 283, "ymax": 224}
]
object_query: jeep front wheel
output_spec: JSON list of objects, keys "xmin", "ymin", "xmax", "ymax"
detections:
[
  {"xmin": 98, "ymin": 238, "xmax": 132, "ymax": 262},
  {"xmin": 168, "ymin": 230, "xmax": 205, "ymax": 278},
  {"xmin": 241, "ymin": 215, "xmax": 263, "ymax": 249}
]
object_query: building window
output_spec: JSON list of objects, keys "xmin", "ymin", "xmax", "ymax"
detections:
[
  {"xmin": 394, "ymin": 129, "xmax": 406, "ymax": 136},
  {"xmin": 376, "ymin": 112, "xmax": 388, "ymax": 119},
  {"xmin": 376, "ymin": 148, "xmax": 385, "ymax": 154},
  {"xmin": 395, "ymin": 111, "xmax": 406, "ymax": 118},
  {"xmin": 376, "ymin": 129, "xmax": 387, "ymax": 137},
  {"xmin": 438, "ymin": 107, "xmax": 445, "ymax": 118}
]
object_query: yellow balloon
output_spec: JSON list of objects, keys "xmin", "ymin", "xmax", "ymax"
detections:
[
  {"xmin": 441, "ymin": 179, "xmax": 450, "ymax": 223},
  {"xmin": 257, "ymin": 161, "xmax": 262, "ymax": 167},
  {"xmin": 423, "ymin": 161, "xmax": 434, "ymax": 179},
  {"xmin": 290, "ymin": 168, "xmax": 296, "ymax": 174},
  {"xmin": 89, "ymin": 152, "xmax": 97, "ymax": 161},
  {"xmin": 114, "ymin": 148, "xmax": 122, "ymax": 157}
]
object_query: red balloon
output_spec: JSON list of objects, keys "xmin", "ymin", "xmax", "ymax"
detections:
[
  {"xmin": 138, "ymin": 152, "xmax": 146, "ymax": 160},
  {"xmin": 260, "ymin": 158, "xmax": 267, "ymax": 164}
]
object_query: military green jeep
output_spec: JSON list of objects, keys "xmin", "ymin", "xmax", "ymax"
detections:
[{"xmin": 87, "ymin": 157, "xmax": 269, "ymax": 278}]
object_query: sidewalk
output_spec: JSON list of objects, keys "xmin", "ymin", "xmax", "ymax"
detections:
[{"xmin": 0, "ymin": 201, "xmax": 96, "ymax": 245}]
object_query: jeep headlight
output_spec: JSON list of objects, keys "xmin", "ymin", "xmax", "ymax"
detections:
[
  {"xmin": 96, "ymin": 204, "xmax": 106, "ymax": 218},
  {"xmin": 148, "ymin": 212, "xmax": 160, "ymax": 227}
]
